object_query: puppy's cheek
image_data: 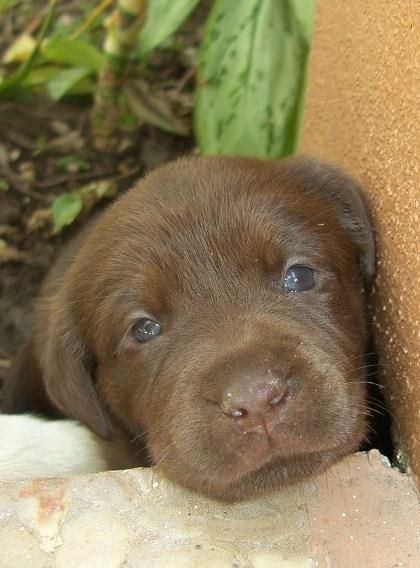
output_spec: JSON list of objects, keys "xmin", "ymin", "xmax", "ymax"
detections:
[
  {"xmin": 318, "ymin": 372, "xmax": 367, "ymax": 450},
  {"xmin": 342, "ymin": 372, "xmax": 368, "ymax": 444},
  {"xmin": 94, "ymin": 363, "xmax": 151, "ymax": 435},
  {"xmin": 323, "ymin": 348, "xmax": 368, "ymax": 442},
  {"xmin": 315, "ymin": 377, "xmax": 363, "ymax": 442},
  {"xmin": 302, "ymin": 340, "xmax": 367, "ymax": 431}
]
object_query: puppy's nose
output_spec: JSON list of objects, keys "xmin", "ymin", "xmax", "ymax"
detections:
[{"xmin": 221, "ymin": 370, "xmax": 289, "ymax": 435}]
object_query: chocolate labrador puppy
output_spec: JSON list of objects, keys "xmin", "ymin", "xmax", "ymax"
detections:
[{"xmin": 3, "ymin": 155, "xmax": 375, "ymax": 501}]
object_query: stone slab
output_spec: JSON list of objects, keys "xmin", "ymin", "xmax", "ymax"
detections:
[{"xmin": 0, "ymin": 450, "xmax": 418, "ymax": 567}]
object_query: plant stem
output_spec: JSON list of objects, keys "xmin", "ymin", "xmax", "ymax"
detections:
[{"xmin": 91, "ymin": 0, "xmax": 147, "ymax": 151}]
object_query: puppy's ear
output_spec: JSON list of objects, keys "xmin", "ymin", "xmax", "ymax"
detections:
[
  {"xmin": 288, "ymin": 156, "xmax": 375, "ymax": 282},
  {"xmin": 41, "ymin": 308, "xmax": 113, "ymax": 440},
  {"xmin": 2, "ymin": 340, "xmax": 57, "ymax": 416}
]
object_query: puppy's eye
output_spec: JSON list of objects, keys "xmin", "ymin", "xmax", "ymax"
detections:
[
  {"xmin": 131, "ymin": 318, "xmax": 161, "ymax": 342},
  {"xmin": 284, "ymin": 265, "xmax": 315, "ymax": 292}
]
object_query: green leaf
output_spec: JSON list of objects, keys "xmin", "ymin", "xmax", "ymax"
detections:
[
  {"xmin": 51, "ymin": 193, "xmax": 83, "ymax": 232},
  {"xmin": 292, "ymin": 0, "xmax": 315, "ymax": 44},
  {"xmin": 21, "ymin": 65, "xmax": 63, "ymax": 88},
  {"xmin": 138, "ymin": 0, "xmax": 200, "ymax": 58},
  {"xmin": 195, "ymin": 0, "xmax": 315, "ymax": 158},
  {"xmin": 56, "ymin": 155, "xmax": 91, "ymax": 172},
  {"xmin": 0, "ymin": 179, "xmax": 10, "ymax": 191},
  {"xmin": 42, "ymin": 38, "xmax": 105, "ymax": 71},
  {"xmin": 47, "ymin": 67, "xmax": 91, "ymax": 100},
  {"xmin": 21, "ymin": 66, "xmax": 94, "ymax": 96},
  {"xmin": 0, "ymin": 0, "xmax": 16, "ymax": 13},
  {"xmin": 124, "ymin": 81, "xmax": 190, "ymax": 136}
]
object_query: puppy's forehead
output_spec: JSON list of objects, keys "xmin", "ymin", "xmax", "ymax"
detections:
[
  {"xmin": 137, "ymin": 154, "xmax": 348, "ymax": 216},
  {"xmin": 123, "ymin": 156, "xmax": 331, "ymax": 251},
  {"xmin": 137, "ymin": 155, "xmax": 302, "ymax": 209},
  {"xmin": 107, "ymin": 157, "xmax": 347, "ymax": 309}
]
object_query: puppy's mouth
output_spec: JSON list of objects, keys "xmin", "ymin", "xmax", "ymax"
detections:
[
  {"xmin": 219, "ymin": 423, "xmax": 332, "ymax": 483},
  {"xmin": 145, "ymin": 355, "xmax": 366, "ymax": 500},
  {"xmin": 152, "ymin": 419, "xmax": 355, "ymax": 498},
  {"xmin": 154, "ymin": 437, "xmax": 336, "ymax": 502},
  {"xmin": 232, "ymin": 428, "xmax": 277, "ymax": 474}
]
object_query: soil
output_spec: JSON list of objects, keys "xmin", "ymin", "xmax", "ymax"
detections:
[{"xmin": 0, "ymin": 1, "xmax": 204, "ymax": 388}]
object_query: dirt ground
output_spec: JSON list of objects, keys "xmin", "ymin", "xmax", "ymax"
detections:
[
  {"xmin": 0, "ymin": 1, "xmax": 201, "ymax": 383},
  {"xmin": 0, "ymin": 104, "xmax": 193, "ymax": 355}
]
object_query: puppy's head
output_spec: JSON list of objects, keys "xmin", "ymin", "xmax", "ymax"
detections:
[{"xmin": 41, "ymin": 156, "xmax": 374, "ymax": 500}]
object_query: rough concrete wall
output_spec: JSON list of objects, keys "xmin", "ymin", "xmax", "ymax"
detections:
[{"xmin": 299, "ymin": 1, "xmax": 420, "ymax": 481}]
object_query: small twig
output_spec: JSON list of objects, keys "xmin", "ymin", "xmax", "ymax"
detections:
[
  {"xmin": 4, "ymin": 176, "xmax": 50, "ymax": 202},
  {"xmin": 34, "ymin": 165, "xmax": 141, "ymax": 194},
  {"xmin": 34, "ymin": 169, "xmax": 116, "ymax": 189},
  {"xmin": 1, "ymin": 130, "xmax": 34, "ymax": 151},
  {"xmin": 70, "ymin": 0, "xmax": 113, "ymax": 40},
  {"xmin": 0, "ymin": 151, "xmax": 49, "ymax": 201},
  {"xmin": 111, "ymin": 164, "xmax": 142, "ymax": 182},
  {"xmin": 173, "ymin": 68, "xmax": 195, "ymax": 97},
  {"xmin": 21, "ymin": 15, "xmax": 42, "ymax": 37}
]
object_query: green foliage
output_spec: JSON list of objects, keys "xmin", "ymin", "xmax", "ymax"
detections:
[
  {"xmin": 0, "ymin": 0, "xmax": 57, "ymax": 97},
  {"xmin": 0, "ymin": 7, "xmax": 105, "ymax": 100},
  {"xmin": 1, "ymin": 0, "xmax": 315, "ymax": 230},
  {"xmin": 0, "ymin": 0, "xmax": 199, "ymax": 114},
  {"xmin": 0, "ymin": 178, "xmax": 10, "ymax": 191},
  {"xmin": 195, "ymin": 0, "xmax": 314, "ymax": 158},
  {"xmin": 1, "ymin": 0, "xmax": 314, "ymax": 153},
  {"xmin": 42, "ymin": 38, "xmax": 105, "ymax": 71},
  {"xmin": 124, "ymin": 80, "xmax": 190, "ymax": 135},
  {"xmin": 51, "ymin": 193, "xmax": 83, "ymax": 232},
  {"xmin": 0, "ymin": 0, "xmax": 16, "ymax": 13},
  {"xmin": 55, "ymin": 155, "xmax": 91, "ymax": 172},
  {"xmin": 51, "ymin": 179, "xmax": 118, "ymax": 233},
  {"xmin": 46, "ymin": 67, "xmax": 91, "ymax": 100},
  {"xmin": 138, "ymin": 0, "xmax": 200, "ymax": 59}
]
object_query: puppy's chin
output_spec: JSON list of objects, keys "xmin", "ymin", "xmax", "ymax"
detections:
[
  {"xmin": 155, "ymin": 443, "xmax": 358, "ymax": 503},
  {"xmin": 149, "ymin": 413, "xmax": 367, "ymax": 502}
]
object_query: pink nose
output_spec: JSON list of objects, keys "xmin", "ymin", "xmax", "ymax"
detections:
[{"xmin": 220, "ymin": 369, "xmax": 289, "ymax": 435}]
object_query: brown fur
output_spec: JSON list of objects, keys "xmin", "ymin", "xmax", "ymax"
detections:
[{"xmin": 3, "ymin": 155, "xmax": 375, "ymax": 501}]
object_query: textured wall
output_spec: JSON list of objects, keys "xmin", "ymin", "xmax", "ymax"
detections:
[{"xmin": 299, "ymin": 1, "xmax": 420, "ymax": 481}]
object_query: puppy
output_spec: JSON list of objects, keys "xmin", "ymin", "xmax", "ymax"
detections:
[{"xmin": 2, "ymin": 155, "xmax": 375, "ymax": 501}]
